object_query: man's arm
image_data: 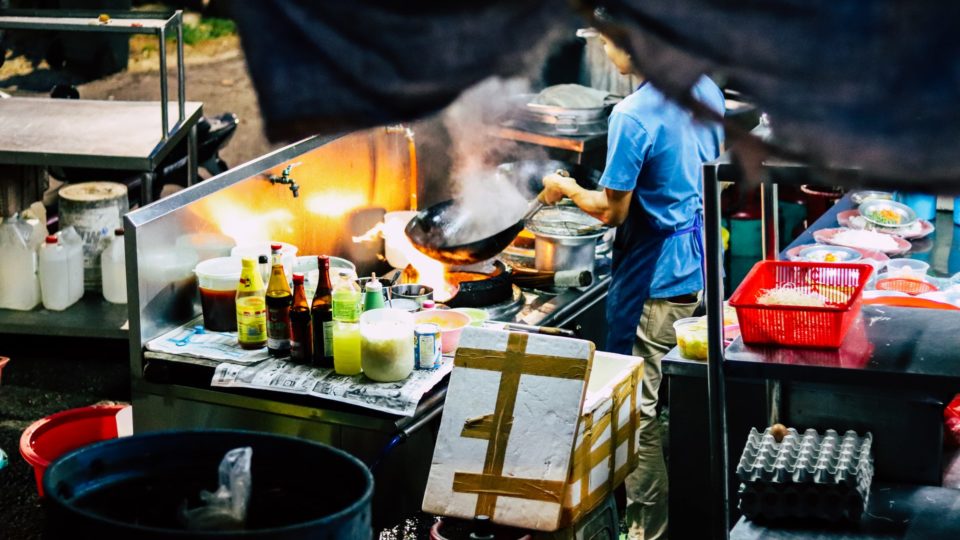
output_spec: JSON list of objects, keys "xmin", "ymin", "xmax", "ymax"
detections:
[{"xmin": 539, "ymin": 173, "xmax": 632, "ymax": 227}]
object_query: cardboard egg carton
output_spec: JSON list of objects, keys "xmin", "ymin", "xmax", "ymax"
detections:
[{"xmin": 737, "ymin": 427, "xmax": 874, "ymax": 522}]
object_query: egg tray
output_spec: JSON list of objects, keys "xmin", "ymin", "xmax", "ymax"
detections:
[{"xmin": 737, "ymin": 427, "xmax": 874, "ymax": 522}]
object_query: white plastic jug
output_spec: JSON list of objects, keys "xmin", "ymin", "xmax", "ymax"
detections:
[
  {"xmin": 60, "ymin": 226, "xmax": 85, "ymax": 303},
  {"xmin": 101, "ymin": 229, "xmax": 126, "ymax": 304},
  {"xmin": 0, "ymin": 218, "xmax": 41, "ymax": 310},
  {"xmin": 39, "ymin": 235, "xmax": 75, "ymax": 311}
]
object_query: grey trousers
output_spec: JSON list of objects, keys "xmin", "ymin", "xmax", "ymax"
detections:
[{"xmin": 625, "ymin": 294, "xmax": 701, "ymax": 540}]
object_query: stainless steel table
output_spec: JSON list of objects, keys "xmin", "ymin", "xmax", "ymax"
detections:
[{"xmin": 0, "ymin": 97, "xmax": 203, "ymax": 176}]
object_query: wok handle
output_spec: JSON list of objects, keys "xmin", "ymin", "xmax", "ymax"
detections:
[{"xmin": 522, "ymin": 200, "xmax": 544, "ymax": 221}]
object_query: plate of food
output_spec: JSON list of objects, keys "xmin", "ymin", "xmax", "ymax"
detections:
[
  {"xmin": 836, "ymin": 209, "xmax": 934, "ymax": 239},
  {"xmin": 858, "ymin": 199, "xmax": 917, "ymax": 228},
  {"xmin": 813, "ymin": 227, "xmax": 912, "ymax": 255},
  {"xmin": 796, "ymin": 245, "xmax": 862, "ymax": 263},
  {"xmin": 785, "ymin": 243, "xmax": 890, "ymax": 265},
  {"xmin": 850, "ymin": 190, "xmax": 894, "ymax": 205}
]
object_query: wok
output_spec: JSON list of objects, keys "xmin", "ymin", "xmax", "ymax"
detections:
[
  {"xmin": 405, "ymin": 160, "xmax": 602, "ymax": 265},
  {"xmin": 405, "ymin": 199, "xmax": 541, "ymax": 265}
]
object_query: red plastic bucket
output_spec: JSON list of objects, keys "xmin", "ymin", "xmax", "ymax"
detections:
[{"xmin": 19, "ymin": 404, "xmax": 128, "ymax": 497}]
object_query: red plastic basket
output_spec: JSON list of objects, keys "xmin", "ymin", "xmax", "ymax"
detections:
[
  {"xmin": 875, "ymin": 277, "xmax": 938, "ymax": 296},
  {"xmin": 728, "ymin": 261, "xmax": 873, "ymax": 348}
]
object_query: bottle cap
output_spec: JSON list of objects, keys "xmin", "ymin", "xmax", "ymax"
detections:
[
  {"xmin": 292, "ymin": 272, "xmax": 305, "ymax": 283},
  {"xmin": 45, "ymin": 234, "xmax": 58, "ymax": 244},
  {"xmin": 318, "ymin": 255, "xmax": 330, "ymax": 269},
  {"xmin": 258, "ymin": 255, "xmax": 269, "ymax": 264},
  {"xmin": 366, "ymin": 273, "xmax": 383, "ymax": 291},
  {"xmin": 241, "ymin": 257, "xmax": 256, "ymax": 268},
  {"xmin": 270, "ymin": 243, "xmax": 282, "ymax": 252},
  {"xmin": 422, "ymin": 299, "xmax": 436, "ymax": 309},
  {"xmin": 114, "ymin": 228, "xmax": 124, "ymax": 236}
]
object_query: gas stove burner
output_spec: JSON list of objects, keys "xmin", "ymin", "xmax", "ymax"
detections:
[
  {"xmin": 479, "ymin": 285, "xmax": 525, "ymax": 322},
  {"xmin": 407, "ymin": 259, "xmax": 514, "ymax": 309}
]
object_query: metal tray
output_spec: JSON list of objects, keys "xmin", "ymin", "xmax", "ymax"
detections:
[{"xmin": 858, "ymin": 199, "xmax": 917, "ymax": 228}]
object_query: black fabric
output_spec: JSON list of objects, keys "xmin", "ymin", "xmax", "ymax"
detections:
[
  {"xmin": 230, "ymin": 0, "xmax": 570, "ymax": 141},
  {"xmin": 232, "ymin": 1, "xmax": 960, "ymax": 183},
  {"xmin": 600, "ymin": 0, "xmax": 960, "ymax": 182}
]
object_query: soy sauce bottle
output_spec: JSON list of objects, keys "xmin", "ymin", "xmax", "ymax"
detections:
[
  {"xmin": 289, "ymin": 272, "xmax": 312, "ymax": 363},
  {"xmin": 311, "ymin": 256, "xmax": 334, "ymax": 367},
  {"xmin": 265, "ymin": 246, "xmax": 292, "ymax": 356}
]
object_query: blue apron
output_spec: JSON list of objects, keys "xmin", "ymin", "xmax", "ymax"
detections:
[{"xmin": 604, "ymin": 213, "xmax": 704, "ymax": 355}]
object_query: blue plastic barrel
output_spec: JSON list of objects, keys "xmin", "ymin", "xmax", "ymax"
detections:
[{"xmin": 895, "ymin": 192, "xmax": 937, "ymax": 221}]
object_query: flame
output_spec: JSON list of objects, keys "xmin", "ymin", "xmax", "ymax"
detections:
[
  {"xmin": 351, "ymin": 221, "xmax": 384, "ymax": 244},
  {"xmin": 363, "ymin": 217, "xmax": 457, "ymax": 301},
  {"xmin": 204, "ymin": 199, "xmax": 295, "ymax": 243},
  {"xmin": 305, "ymin": 192, "xmax": 366, "ymax": 218}
]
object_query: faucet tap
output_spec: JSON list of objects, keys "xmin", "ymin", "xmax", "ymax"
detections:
[{"xmin": 266, "ymin": 162, "xmax": 301, "ymax": 198}]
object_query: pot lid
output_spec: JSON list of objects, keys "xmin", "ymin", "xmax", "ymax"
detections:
[{"xmin": 525, "ymin": 206, "xmax": 607, "ymax": 237}]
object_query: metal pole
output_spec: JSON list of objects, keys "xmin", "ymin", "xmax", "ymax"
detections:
[
  {"xmin": 158, "ymin": 27, "xmax": 169, "ymax": 140},
  {"xmin": 761, "ymin": 176, "xmax": 782, "ymax": 425},
  {"xmin": 761, "ymin": 177, "xmax": 779, "ymax": 260},
  {"xmin": 187, "ymin": 124, "xmax": 198, "ymax": 187},
  {"xmin": 703, "ymin": 163, "xmax": 730, "ymax": 539},
  {"xmin": 176, "ymin": 11, "xmax": 185, "ymax": 123}
]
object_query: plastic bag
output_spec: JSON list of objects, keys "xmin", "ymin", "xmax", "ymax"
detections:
[
  {"xmin": 181, "ymin": 447, "xmax": 253, "ymax": 531},
  {"xmin": 945, "ymin": 395, "xmax": 960, "ymax": 449}
]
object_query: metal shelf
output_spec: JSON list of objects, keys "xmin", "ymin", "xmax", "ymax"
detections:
[
  {"xmin": 0, "ymin": 295, "xmax": 127, "ymax": 339},
  {"xmin": 723, "ymin": 305, "xmax": 960, "ymax": 395},
  {"xmin": 730, "ymin": 484, "xmax": 960, "ymax": 539},
  {"xmin": 0, "ymin": 9, "xmax": 189, "ymax": 144},
  {"xmin": 0, "ymin": 9, "xmax": 179, "ymax": 33},
  {"xmin": 702, "ymin": 152, "xmax": 960, "ymax": 538},
  {"xmin": 0, "ymin": 98, "xmax": 203, "ymax": 171}
]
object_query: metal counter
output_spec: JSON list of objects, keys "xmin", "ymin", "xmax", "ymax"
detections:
[
  {"xmin": 665, "ymin": 194, "xmax": 960, "ymax": 539},
  {"xmin": 123, "ymin": 130, "xmax": 611, "ymax": 528}
]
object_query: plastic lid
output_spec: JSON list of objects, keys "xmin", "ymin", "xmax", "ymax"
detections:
[
  {"xmin": 45, "ymin": 235, "xmax": 57, "ymax": 244},
  {"xmin": 270, "ymin": 243, "xmax": 282, "ymax": 252},
  {"xmin": 366, "ymin": 273, "xmax": 383, "ymax": 291},
  {"xmin": 258, "ymin": 255, "xmax": 269, "ymax": 264},
  {"xmin": 241, "ymin": 258, "xmax": 257, "ymax": 268},
  {"xmin": 422, "ymin": 299, "xmax": 436, "ymax": 309},
  {"xmin": 292, "ymin": 272, "xmax": 305, "ymax": 283}
]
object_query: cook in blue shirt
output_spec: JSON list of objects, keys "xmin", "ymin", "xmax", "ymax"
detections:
[{"xmin": 537, "ymin": 34, "xmax": 724, "ymax": 540}]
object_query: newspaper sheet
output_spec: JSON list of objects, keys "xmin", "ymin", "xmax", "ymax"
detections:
[
  {"xmin": 146, "ymin": 317, "xmax": 270, "ymax": 364},
  {"xmin": 211, "ymin": 357, "xmax": 452, "ymax": 416}
]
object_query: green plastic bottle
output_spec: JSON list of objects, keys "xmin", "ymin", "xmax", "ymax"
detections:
[{"xmin": 363, "ymin": 273, "xmax": 386, "ymax": 311}]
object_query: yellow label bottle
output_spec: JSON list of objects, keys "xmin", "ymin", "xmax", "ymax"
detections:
[{"xmin": 236, "ymin": 257, "xmax": 267, "ymax": 349}]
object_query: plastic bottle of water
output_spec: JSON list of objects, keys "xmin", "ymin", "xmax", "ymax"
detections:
[
  {"xmin": 60, "ymin": 226, "xmax": 85, "ymax": 303},
  {"xmin": 101, "ymin": 228, "xmax": 126, "ymax": 304},
  {"xmin": 0, "ymin": 217, "xmax": 41, "ymax": 310},
  {"xmin": 39, "ymin": 235, "xmax": 74, "ymax": 311}
]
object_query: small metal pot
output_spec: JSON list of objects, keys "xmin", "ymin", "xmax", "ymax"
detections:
[
  {"xmin": 390, "ymin": 283, "xmax": 434, "ymax": 306},
  {"xmin": 533, "ymin": 231, "xmax": 604, "ymax": 274}
]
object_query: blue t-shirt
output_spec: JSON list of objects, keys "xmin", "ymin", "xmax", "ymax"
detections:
[{"xmin": 599, "ymin": 76, "xmax": 725, "ymax": 297}]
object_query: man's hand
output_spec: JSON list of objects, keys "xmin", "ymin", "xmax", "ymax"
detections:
[{"xmin": 538, "ymin": 172, "xmax": 579, "ymax": 204}]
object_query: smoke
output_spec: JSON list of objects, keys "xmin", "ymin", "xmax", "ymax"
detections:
[
  {"xmin": 412, "ymin": 22, "xmax": 575, "ymax": 248},
  {"xmin": 437, "ymin": 77, "xmax": 551, "ymax": 245}
]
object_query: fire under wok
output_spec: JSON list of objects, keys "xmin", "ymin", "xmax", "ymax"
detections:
[{"xmin": 405, "ymin": 160, "xmax": 601, "ymax": 265}]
